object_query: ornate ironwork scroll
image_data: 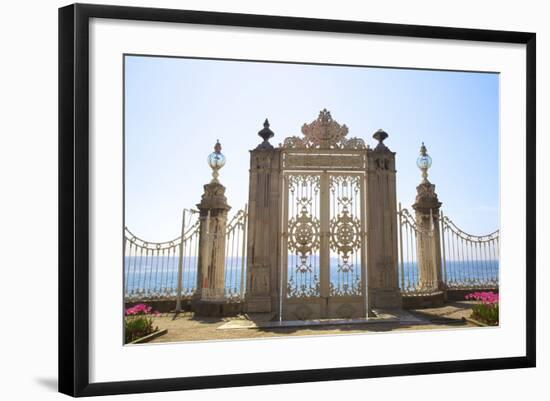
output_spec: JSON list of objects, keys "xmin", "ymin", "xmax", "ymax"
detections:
[
  {"xmin": 281, "ymin": 109, "xmax": 367, "ymax": 150},
  {"xmin": 329, "ymin": 175, "xmax": 363, "ymax": 296},
  {"xmin": 286, "ymin": 174, "xmax": 321, "ymax": 298}
]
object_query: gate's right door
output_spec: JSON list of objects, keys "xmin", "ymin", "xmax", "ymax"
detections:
[{"xmin": 326, "ymin": 173, "xmax": 366, "ymax": 318}]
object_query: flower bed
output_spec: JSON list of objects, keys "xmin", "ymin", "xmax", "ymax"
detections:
[
  {"xmin": 465, "ymin": 291, "xmax": 499, "ymax": 326},
  {"xmin": 125, "ymin": 303, "xmax": 161, "ymax": 344}
]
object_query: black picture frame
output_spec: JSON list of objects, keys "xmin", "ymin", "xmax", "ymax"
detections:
[{"xmin": 58, "ymin": 3, "xmax": 536, "ymax": 397}]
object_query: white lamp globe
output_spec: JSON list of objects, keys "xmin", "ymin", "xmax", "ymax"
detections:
[{"xmin": 207, "ymin": 140, "xmax": 225, "ymax": 183}]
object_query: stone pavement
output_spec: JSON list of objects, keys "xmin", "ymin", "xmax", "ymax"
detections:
[
  {"xmin": 144, "ymin": 301, "xmax": 480, "ymax": 344},
  {"xmin": 218, "ymin": 308, "xmax": 423, "ymax": 330}
]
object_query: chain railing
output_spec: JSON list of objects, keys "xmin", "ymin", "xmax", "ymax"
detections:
[
  {"xmin": 398, "ymin": 205, "xmax": 499, "ymax": 294},
  {"xmin": 124, "ymin": 206, "xmax": 248, "ymax": 302}
]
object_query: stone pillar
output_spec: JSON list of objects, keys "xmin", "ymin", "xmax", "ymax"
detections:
[
  {"xmin": 245, "ymin": 120, "xmax": 281, "ymax": 314},
  {"xmin": 192, "ymin": 141, "xmax": 231, "ymax": 315},
  {"xmin": 412, "ymin": 143, "xmax": 443, "ymax": 291},
  {"xmin": 366, "ymin": 130, "xmax": 402, "ymax": 309},
  {"xmin": 193, "ymin": 182, "xmax": 231, "ymax": 302}
]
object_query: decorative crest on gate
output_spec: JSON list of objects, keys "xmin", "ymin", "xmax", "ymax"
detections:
[{"xmin": 282, "ymin": 109, "xmax": 367, "ymax": 149}]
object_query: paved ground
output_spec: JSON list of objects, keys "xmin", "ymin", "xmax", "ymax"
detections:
[{"xmin": 145, "ymin": 301, "xmax": 479, "ymax": 343}]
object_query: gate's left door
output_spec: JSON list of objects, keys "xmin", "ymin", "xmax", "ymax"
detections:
[{"xmin": 282, "ymin": 173, "xmax": 323, "ymax": 319}]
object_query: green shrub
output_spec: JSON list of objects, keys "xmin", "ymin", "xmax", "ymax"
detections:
[
  {"xmin": 465, "ymin": 292, "xmax": 499, "ymax": 326},
  {"xmin": 471, "ymin": 303, "xmax": 499, "ymax": 326}
]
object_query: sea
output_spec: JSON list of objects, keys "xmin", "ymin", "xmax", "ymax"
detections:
[{"xmin": 124, "ymin": 256, "xmax": 499, "ymax": 296}]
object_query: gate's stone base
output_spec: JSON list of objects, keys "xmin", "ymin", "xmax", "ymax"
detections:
[
  {"xmin": 282, "ymin": 296, "xmax": 367, "ymax": 320},
  {"xmin": 371, "ymin": 289, "xmax": 403, "ymax": 309},
  {"xmin": 190, "ymin": 300, "xmax": 243, "ymax": 317},
  {"xmin": 245, "ymin": 296, "xmax": 272, "ymax": 313},
  {"xmin": 283, "ymin": 303, "xmax": 322, "ymax": 321},
  {"xmin": 402, "ymin": 291, "xmax": 445, "ymax": 309}
]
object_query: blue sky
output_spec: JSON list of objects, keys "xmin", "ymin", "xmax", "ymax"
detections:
[{"xmin": 125, "ymin": 55, "xmax": 499, "ymax": 241}]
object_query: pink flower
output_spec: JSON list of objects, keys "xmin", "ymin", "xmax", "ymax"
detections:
[
  {"xmin": 465, "ymin": 291, "xmax": 499, "ymax": 305},
  {"xmin": 125, "ymin": 303, "xmax": 154, "ymax": 316}
]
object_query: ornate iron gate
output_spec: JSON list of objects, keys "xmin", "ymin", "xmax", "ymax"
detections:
[
  {"xmin": 279, "ymin": 110, "xmax": 368, "ymax": 320},
  {"xmin": 247, "ymin": 109, "xmax": 401, "ymax": 319}
]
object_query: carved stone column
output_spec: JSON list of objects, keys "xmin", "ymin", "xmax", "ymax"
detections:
[
  {"xmin": 366, "ymin": 130, "xmax": 402, "ymax": 309},
  {"xmin": 192, "ymin": 142, "xmax": 231, "ymax": 315},
  {"xmin": 193, "ymin": 182, "xmax": 231, "ymax": 302},
  {"xmin": 412, "ymin": 143, "xmax": 443, "ymax": 292},
  {"xmin": 245, "ymin": 120, "xmax": 281, "ymax": 314}
]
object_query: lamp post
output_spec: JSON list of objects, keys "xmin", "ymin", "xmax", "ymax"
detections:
[{"xmin": 412, "ymin": 142, "xmax": 443, "ymax": 294}]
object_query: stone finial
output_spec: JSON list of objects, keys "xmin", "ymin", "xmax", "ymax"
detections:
[
  {"xmin": 256, "ymin": 119, "xmax": 275, "ymax": 150},
  {"xmin": 420, "ymin": 141, "xmax": 427, "ymax": 156},
  {"xmin": 373, "ymin": 129, "xmax": 389, "ymax": 152}
]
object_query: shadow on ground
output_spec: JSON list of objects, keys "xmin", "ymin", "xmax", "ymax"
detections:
[{"xmin": 144, "ymin": 301, "xmax": 476, "ymax": 343}]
